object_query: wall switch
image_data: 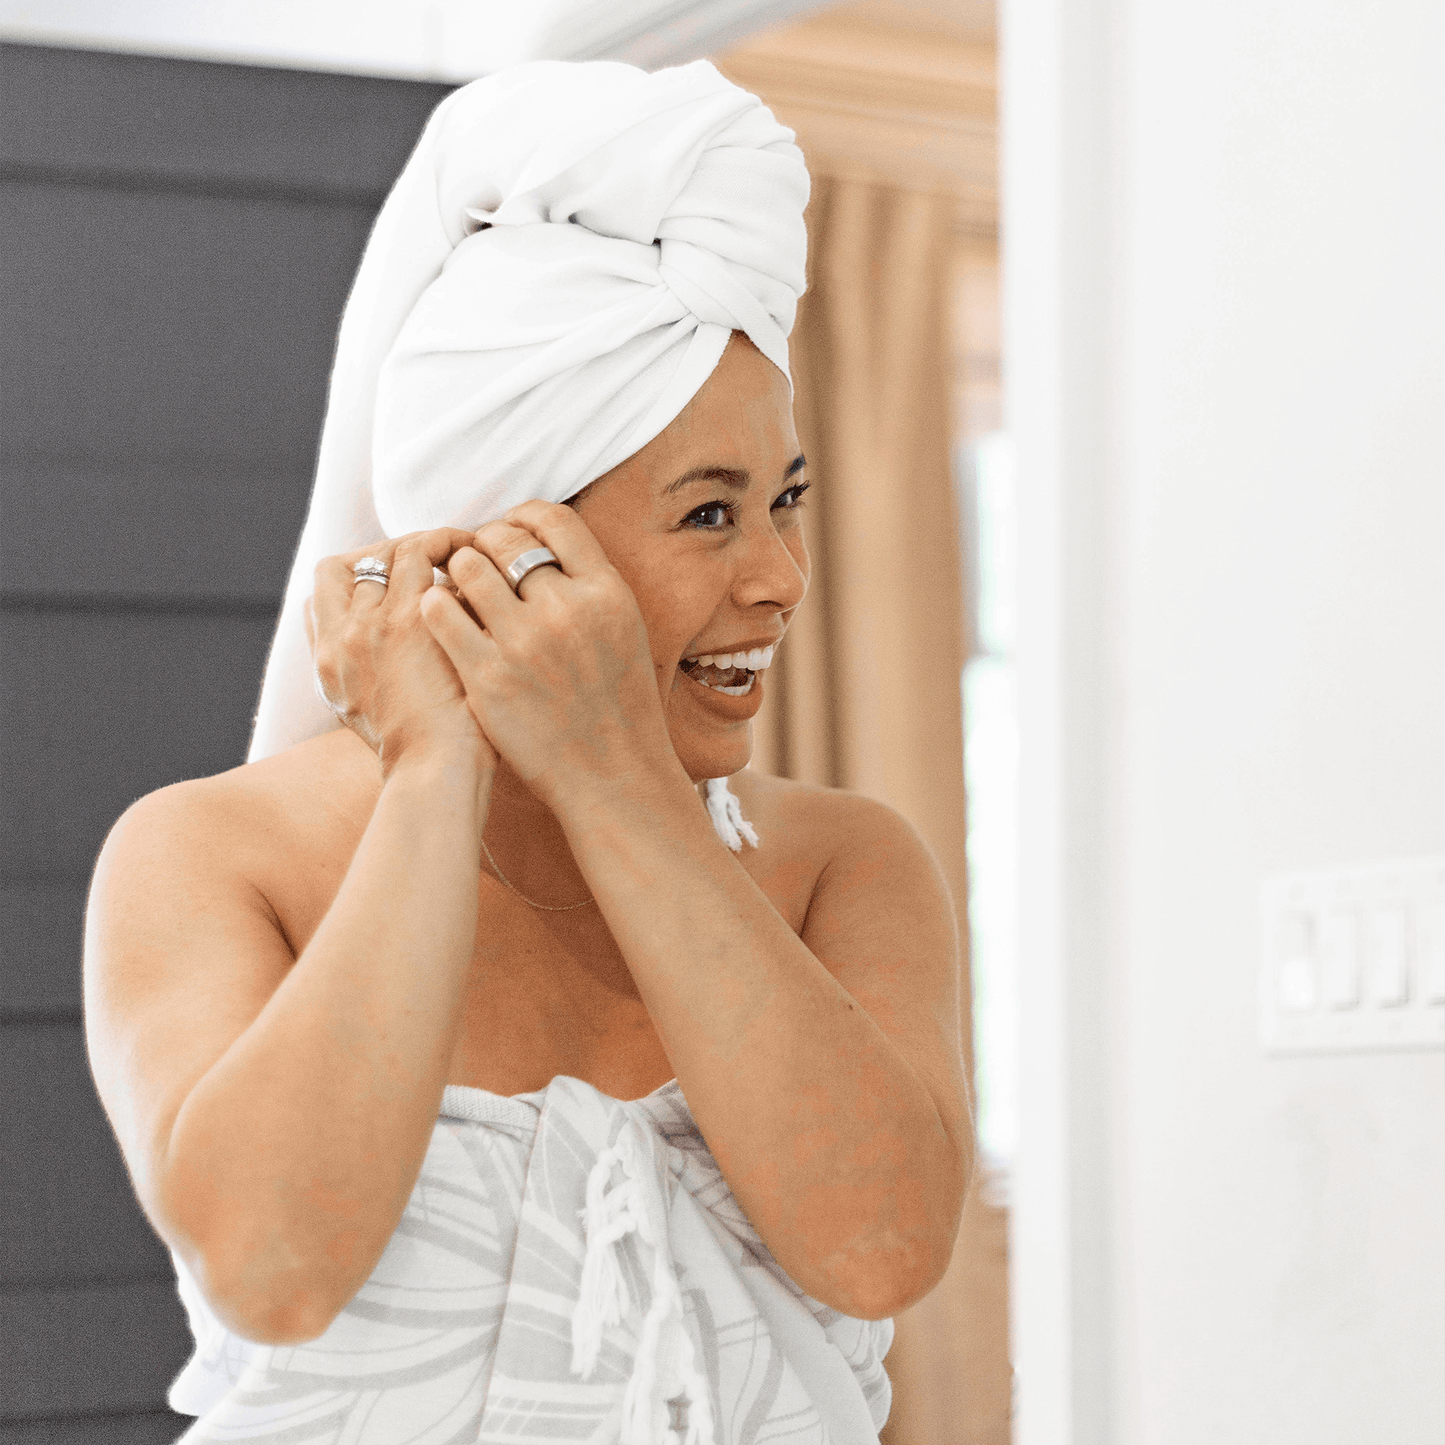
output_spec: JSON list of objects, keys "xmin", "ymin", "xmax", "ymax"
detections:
[
  {"xmin": 1277, "ymin": 913, "xmax": 1318, "ymax": 1011},
  {"xmin": 1418, "ymin": 902, "xmax": 1445, "ymax": 1006},
  {"xmin": 1367, "ymin": 906, "xmax": 1409, "ymax": 1007},
  {"xmin": 1260, "ymin": 857, "xmax": 1445, "ymax": 1054},
  {"xmin": 1318, "ymin": 909, "xmax": 1360, "ymax": 1008}
]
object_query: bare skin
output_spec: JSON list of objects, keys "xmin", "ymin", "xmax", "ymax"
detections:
[{"xmin": 83, "ymin": 334, "xmax": 972, "ymax": 1349}]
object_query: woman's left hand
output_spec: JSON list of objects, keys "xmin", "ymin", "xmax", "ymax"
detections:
[{"xmin": 418, "ymin": 500, "xmax": 677, "ymax": 810}]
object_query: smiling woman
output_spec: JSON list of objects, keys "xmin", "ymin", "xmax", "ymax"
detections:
[
  {"xmin": 81, "ymin": 57, "xmax": 971, "ymax": 1445},
  {"xmin": 560, "ymin": 338, "xmax": 808, "ymax": 771}
]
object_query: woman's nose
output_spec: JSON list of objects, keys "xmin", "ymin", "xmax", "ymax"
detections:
[{"xmin": 735, "ymin": 518, "xmax": 808, "ymax": 612}]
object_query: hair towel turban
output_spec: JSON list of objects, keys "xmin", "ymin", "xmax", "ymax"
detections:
[{"xmin": 247, "ymin": 58, "xmax": 809, "ymax": 767}]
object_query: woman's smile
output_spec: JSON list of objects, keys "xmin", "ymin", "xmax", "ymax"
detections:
[
  {"xmin": 675, "ymin": 650, "xmax": 772, "ymax": 717},
  {"xmin": 571, "ymin": 333, "xmax": 808, "ymax": 779},
  {"xmin": 678, "ymin": 639, "xmax": 778, "ymax": 699}
]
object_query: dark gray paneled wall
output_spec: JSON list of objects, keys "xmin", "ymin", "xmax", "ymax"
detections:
[{"xmin": 0, "ymin": 43, "xmax": 449, "ymax": 1440}]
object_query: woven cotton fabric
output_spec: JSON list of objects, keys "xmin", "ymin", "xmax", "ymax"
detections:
[{"xmin": 166, "ymin": 1075, "xmax": 893, "ymax": 1443}]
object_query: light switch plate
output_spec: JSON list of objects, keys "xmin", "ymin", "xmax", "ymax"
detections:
[{"xmin": 1260, "ymin": 856, "xmax": 1445, "ymax": 1054}]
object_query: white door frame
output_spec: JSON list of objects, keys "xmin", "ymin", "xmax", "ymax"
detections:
[{"xmin": 1001, "ymin": 1, "xmax": 1120, "ymax": 1441}]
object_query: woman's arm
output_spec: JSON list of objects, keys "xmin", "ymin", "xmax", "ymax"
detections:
[
  {"xmin": 424, "ymin": 504, "xmax": 973, "ymax": 1319},
  {"xmin": 85, "ymin": 529, "xmax": 491, "ymax": 1345},
  {"xmin": 563, "ymin": 773, "xmax": 971, "ymax": 1319}
]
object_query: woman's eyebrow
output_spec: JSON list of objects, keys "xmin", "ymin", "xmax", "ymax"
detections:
[
  {"xmin": 664, "ymin": 454, "xmax": 806, "ymax": 496},
  {"xmin": 665, "ymin": 465, "xmax": 748, "ymax": 495}
]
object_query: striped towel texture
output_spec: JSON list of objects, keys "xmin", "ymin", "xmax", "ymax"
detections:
[{"xmin": 166, "ymin": 1074, "xmax": 894, "ymax": 1443}]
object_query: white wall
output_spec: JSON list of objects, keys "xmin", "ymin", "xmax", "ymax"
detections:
[{"xmin": 1004, "ymin": 1, "xmax": 1445, "ymax": 1442}]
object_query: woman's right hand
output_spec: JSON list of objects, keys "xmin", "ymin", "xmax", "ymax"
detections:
[{"xmin": 306, "ymin": 528, "xmax": 495, "ymax": 776}]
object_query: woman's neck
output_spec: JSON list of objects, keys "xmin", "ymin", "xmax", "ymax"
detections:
[
  {"xmin": 481, "ymin": 760, "xmax": 714, "ymax": 901},
  {"xmin": 481, "ymin": 760, "xmax": 592, "ymax": 900}
]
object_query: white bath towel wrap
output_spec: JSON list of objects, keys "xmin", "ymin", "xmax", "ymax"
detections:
[{"xmin": 167, "ymin": 1076, "xmax": 893, "ymax": 1443}]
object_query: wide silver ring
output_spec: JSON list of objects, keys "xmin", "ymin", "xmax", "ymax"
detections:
[
  {"xmin": 504, "ymin": 547, "xmax": 561, "ymax": 595},
  {"xmin": 352, "ymin": 556, "xmax": 390, "ymax": 587}
]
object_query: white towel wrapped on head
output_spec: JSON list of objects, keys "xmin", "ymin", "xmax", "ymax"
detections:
[{"xmin": 248, "ymin": 58, "xmax": 809, "ymax": 766}]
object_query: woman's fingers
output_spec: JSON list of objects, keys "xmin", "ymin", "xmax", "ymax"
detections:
[
  {"xmin": 407, "ymin": 504, "xmax": 666, "ymax": 807},
  {"xmin": 313, "ymin": 549, "xmax": 382, "ymax": 642},
  {"xmin": 312, "ymin": 516, "xmax": 591, "ymax": 654},
  {"xmin": 311, "ymin": 527, "xmax": 473, "ymax": 635},
  {"xmin": 385, "ymin": 528, "xmax": 479, "ymax": 596},
  {"xmin": 466, "ymin": 518, "xmax": 569, "ymax": 602},
  {"xmin": 500, "ymin": 500, "xmax": 612, "ymax": 577},
  {"xmin": 419, "ymin": 586, "xmax": 499, "ymax": 675},
  {"xmin": 304, "ymin": 526, "xmax": 494, "ymax": 763},
  {"xmin": 446, "ymin": 542, "xmax": 524, "ymax": 627}
]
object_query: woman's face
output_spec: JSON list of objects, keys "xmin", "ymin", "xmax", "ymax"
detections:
[{"xmin": 573, "ymin": 332, "xmax": 810, "ymax": 783}]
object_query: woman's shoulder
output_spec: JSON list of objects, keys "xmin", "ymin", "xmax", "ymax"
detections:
[
  {"xmin": 727, "ymin": 769, "xmax": 931, "ymax": 865},
  {"xmin": 102, "ymin": 728, "xmax": 377, "ymax": 881},
  {"xmin": 725, "ymin": 771, "xmax": 951, "ymax": 944}
]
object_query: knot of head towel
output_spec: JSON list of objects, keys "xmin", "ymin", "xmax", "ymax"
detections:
[{"xmin": 572, "ymin": 1119, "xmax": 716, "ymax": 1445}]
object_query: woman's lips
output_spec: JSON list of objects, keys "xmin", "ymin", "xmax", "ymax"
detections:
[
  {"xmin": 685, "ymin": 644, "xmax": 776, "ymax": 672},
  {"xmin": 675, "ymin": 640, "xmax": 778, "ymax": 718},
  {"xmin": 683, "ymin": 661, "xmax": 755, "ymax": 694},
  {"xmin": 678, "ymin": 661, "xmax": 766, "ymax": 715}
]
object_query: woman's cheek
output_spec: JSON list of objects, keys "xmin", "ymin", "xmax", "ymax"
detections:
[{"xmin": 786, "ymin": 523, "xmax": 811, "ymax": 580}]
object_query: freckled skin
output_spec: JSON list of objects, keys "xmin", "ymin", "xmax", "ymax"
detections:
[{"xmin": 83, "ymin": 334, "xmax": 973, "ymax": 1343}]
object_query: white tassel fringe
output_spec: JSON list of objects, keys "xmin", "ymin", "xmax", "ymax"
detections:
[
  {"xmin": 571, "ymin": 1123, "xmax": 716, "ymax": 1445},
  {"xmin": 703, "ymin": 777, "xmax": 759, "ymax": 853},
  {"xmin": 570, "ymin": 1138, "xmax": 642, "ymax": 1379}
]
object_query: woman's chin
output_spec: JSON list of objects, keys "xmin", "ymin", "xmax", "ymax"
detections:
[
  {"xmin": 669, "ymin": 725, "xmax": 754, "ymax": 786},
  {"xmin": 673, "ymin": 729, "xmax": 752, "ymax": 784},
  {"xmin": 668, "ymin": 667, "xmax": 764, "ymax": 780}
]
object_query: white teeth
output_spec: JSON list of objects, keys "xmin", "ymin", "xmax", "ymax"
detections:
[
  {"xmin": 684, "ymin": 645, "xmax": 776, "ymax": 670},
  {"xmin": 686, "ymin": 669, "xmax": 755, "ymax": 696}
]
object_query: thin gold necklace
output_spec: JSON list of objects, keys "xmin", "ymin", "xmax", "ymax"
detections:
[{"xmin": 479, "ymin": 830, "xmax": 595, "ymax": 912}]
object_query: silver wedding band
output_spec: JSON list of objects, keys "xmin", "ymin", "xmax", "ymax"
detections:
[
  {"xmin": 504, "ymin": 547, "xmax": 561, "ymax": 595},
  {"xmin": 352, "ymin": 556, "xmax": 389, "ymax": 588}
]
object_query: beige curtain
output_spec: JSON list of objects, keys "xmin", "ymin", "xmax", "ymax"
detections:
[
  {"xmin": 752, "ymin": 175, "xmax": 969, "ymax": 918},
  {"xmin": 751, "ymin": 174, "xmax": 1011, "ymax": 1445}
]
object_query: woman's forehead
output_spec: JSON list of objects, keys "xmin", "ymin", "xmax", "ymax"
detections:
[
  {"xmin": 578, "ymin": 335, "xmax": 796, "ymax": 511},
  {"xmin": 650, "ymin": 352, "xmax": 795, "ymax": 467}
]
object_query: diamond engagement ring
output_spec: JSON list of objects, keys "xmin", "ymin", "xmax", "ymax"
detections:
[
  {"xmin": 352, "ymin": 556, "xmax": 390, "ymax": 587},
  {"xmin": 504, "ymin": 547, "xmax": 562, "ymax": 595}
]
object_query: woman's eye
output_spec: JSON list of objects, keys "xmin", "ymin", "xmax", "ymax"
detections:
[
  {"xmin": 685, "ymin": 501, "xmax": 732, "ymax": 529},
  {"xmin": 772, "ymin": 481, "xmax": 810, "ymax": 510}
]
